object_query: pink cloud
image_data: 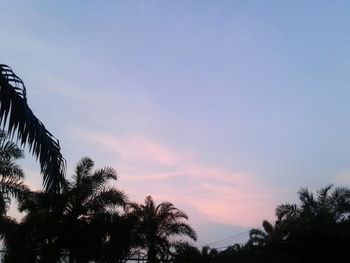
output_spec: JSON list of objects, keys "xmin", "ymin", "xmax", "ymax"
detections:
[
  {"xmin": 71, "ymin": 128, "xmax": 277, "ymax": 228},
  {"xmin": 136, "ymin": 165, "xmax": 276, "ymax": 227},
  {"xmin": 76, "ymin": 132, "xmax": 180, "ymax": 167}
]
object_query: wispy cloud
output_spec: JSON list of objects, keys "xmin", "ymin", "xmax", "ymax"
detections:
[
  {"xmin": 10, "ymin": 127, "xmax": 278, "ymax": 233},
  {"xmin": 70, "ymin": 127, "xmax": 277, "ymax": 228}
]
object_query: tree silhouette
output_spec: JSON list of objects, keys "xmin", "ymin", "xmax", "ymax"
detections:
[
  {"xmin": 0, "ymin": 65, "xmax": 65, "ymax": 193},
  {"xmin": 0, "ymin": 130, "xmax": 32, "ymax": 262},
  {"xmin": 102, "ymin": 212, "xmax": 138, "ymax": 262},
  {"xmin": 276, "ymin": 185, "xmax": 350, "ymax": 224},
  {"xmin": 0, "ymin": 130, "xmax": 29, "ymax": 210},
  {"xmin": 173, "ymin": 242, "xmax": 202, "ymax": 263},
  {"xmin": 248, "ymin": 220, "xmax": 286, "ymax": 248},
  {"xmin": 127, "ymin": 196, "xmax": 197, "ymax": 263},
  {"xmin": 16, "ymin": 157, "xmax": 127, "ymax": 262},
  {"xmin": 60, "ymin": 157, "xmax": 126, "ymax": 262},
  {"xmin": 275, "ymin": 185, "xmax": 350, "ymax": 262}
]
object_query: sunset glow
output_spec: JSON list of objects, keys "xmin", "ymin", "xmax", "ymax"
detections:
[{"xmin": 2, "ymin": 1, "xmax": 350, "ymax": 247}]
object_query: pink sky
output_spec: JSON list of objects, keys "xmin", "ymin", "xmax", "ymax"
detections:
[
  {"xmin": 71, "ymin": 128, "xmax": 278, "ymax": 230},
  {"xmin": 4, "ymin": 0, "xmax": 350, "ymax": 247}
]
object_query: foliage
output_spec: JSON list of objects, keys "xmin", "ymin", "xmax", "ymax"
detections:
[
  {"xmin": 0, "ymin": 130, "xmax": 28, "ymax": 213},
  {"xmin": 248, "ymin": 220, "xmax": 286, "ymax": 248},
  {"xmin": 174, "ymin": 185, "xmax": 350, "ymax": 263},
  {"xmin": 176, "ymin": 185, "xmax": 350, "ymax": 263},
  {"xmin": 127, "ymin": 195, "xmax": 197, "ymax": 263},
  {"xmin": 3, "ymin": 157, "xmax": 128, "ymax": 262},
  {"xmin": 0, "ymin": 64, "xmax": 65, "ymax": 192},
  {"xmin": 0, "ymin": 130, "xmax": 32, "ymax": 262}
]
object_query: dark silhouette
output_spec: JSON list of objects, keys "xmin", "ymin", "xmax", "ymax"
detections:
[
  {"xmin": 0, "ymin": 130, "xmax": 31, "ymax": 262},
  {"xmin": 0, "ymin": 65, "xmax": 65, "ymax": 193},
  {"xmin": 171, "ymin": 185, "xmax": 350, "ymax": 263},
  {"xmin": 248, "ymin": 220, "xmax": 286, "ymax": 248},
  {"xmin": 0, "ymin": 130, "xmax": 28, "ymax": 205},
  {"xmin": 274, "ymin": 185, "xmax": 350, "ymax": 262},
  {"xmin": 101, "ymin": 211, "xmax": 138, "ymax": 262},
  {"xmin": 173, "ymin": 242, "xmax": 202, "ymax": 263},
  {"xmin": 58, "ymin": 157, "xmax": 127, "ymax": 262},
  {"xmin": 0, "ymin": 119, "xmax": 349, "ymax": 262},
  {"xmin": 4, "ymin": 157, "xmax": 127, "ymax": 262},
  {"xmin": 127, "ymin": 195, "xmax": 197, "ymax": 263}
]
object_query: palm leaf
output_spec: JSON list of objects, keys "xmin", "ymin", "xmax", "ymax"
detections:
[
  {"xmin": 276, "ymin": 203, "xmax": 300, "ymax": 220},
  {"xmin": 166, "ymin": 222, "xmax": 197, "ymax": 240},
  {"xmin": 86, "ymin": 187, "xmax": 127, "ymax": 212},
  {"xmin": 0, "ymin": 159, "xmax": 24, "ymax": 179},
  {"xmin": 0, "ymin": 64, "xmax": 65, "ymax": 192},
  {"xmin": 248, "ymin": 228, "xmax": 267, "ymax": 246},
  {"xmin": 317, "ymin": 184, "xmax": 333, "ymax": 204},
  {"xmin": 262, "ymin": 220, "xmax": 274, "ymax": 235},
  {"xmin": 0, "ymin": 131, "xmax": 24, "ymax": 159},
  {"xmin": 0, "ymin": 176, "xmax": 29, "ymax": 198}
]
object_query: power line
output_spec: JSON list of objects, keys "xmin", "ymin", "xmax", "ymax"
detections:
[
  {"xmin": 204, "ymin": 230, "xmax": 249, "ymax": 246},
  {"xmin": 203, "ymin": 230, "xmax": 250, "ymax": 247},
  {"xmin": 211, "ymin": 236, "xmax": 248, "ymax": 251}
]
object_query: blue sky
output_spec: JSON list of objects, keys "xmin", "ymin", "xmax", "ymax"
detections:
[{"xmin": 2, "ymin": 1, "xmax": 350, "ymax": 247}]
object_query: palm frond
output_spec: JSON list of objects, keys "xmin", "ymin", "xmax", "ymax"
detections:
[
  {"xmin": 0, "ymin": 131, "xmax": 24, "ymax": 159},
  {"xmin": 144, "ymin": 195, "xmax": 155, "ymax": 211},
  {"xmin": 329, "ymin": 186, "xmax": 350, "ymax": 220},
  {"xmin": 0, "ymin": 64, "xmax": 66, "ymax": 192},
  {"xmin": 249, "ymin": 228, "xmax": 265, "ymax": 238},
  {"xmin": 330, "ymin": 187, "xmax": 350, "ymax": 204},
  {"xmin": 89, "ymin": 166, "xmax": 117, "ymax": 191},
  {"xmin": 276, "ymin": 203, "xmax": 300, "ymax": 220},
  {"xmin": 156, "ymin": 202, "xmax": 184, "ymax": 221},
  {"xmin": 17, "ymin": 191, "xmax": 42, "ymax": 212},
  {"xmin": 248, "ymin": 228, "xmax": 267, "ymax": 246},
  {"xmin": 262, "ymin": 220, "xmax": 274, "ymax": 235},
  {"xmin": 124, "ymin": 201, "xmax": 141, "ymax": 213},
  {"xmin": 0, "ymin": 176, "xmax": 29, "ymax": 198},
  {"xmin": 86, "ymin": 187, "xmax": 127, "ymax": 212},
  {"xmin": 298, "ymin": 187, "xmax": 316, "ymax": 210},
  {"xmin": 166, "ymin": 222, "xmax": 197, "ymax": 241},
  {"xmin": 317, "ymin": 184, "xmax": 333, "ymax": 204},
  {"xmin": 0, "ymin": 159, "xmax": 24, "ymax": 179},
  {"xmin": 74, "ymin": 157, "xmax": 94, "ymax": 183}
]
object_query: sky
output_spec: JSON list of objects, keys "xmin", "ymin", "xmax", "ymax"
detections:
[{"xmin": 2, "ymin": 0, "xmax": 350, "ymax": 248}]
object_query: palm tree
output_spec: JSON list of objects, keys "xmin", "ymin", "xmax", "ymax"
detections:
[
  {"xmin": 276, "ymin": 185, "xmax": 350, "ymax": 225},
  {"xmin": 275, "ymin": 185, "xmax": 350, "ymax": 262},
  {"xmin": 0, "ymin": 64, "xmax": 65, "ymax": 192},
  {"xmin": 275, "ymin": 185, "xmax": 350, "ymax": 244},
  {"xmin": 0, "ymin": 130, "xmax": 32, "ymax": 262},
  {"xmin": 248, "ymin": 220, "xmax": 286, "ymax": 248},
  {"xmin": 127, "ymin": 196, "xmax": 197, "ymax": 263},
  {"xmin": 17, "ymin": 157, "xmax": 127, "ymax": 262},
  {"xmin": 61, "ymin": 157, "xmax": 126, "ymax": 262},
  {"xmin": 0, "ymin": 130, "xmax": 29, "ymax": 210}
]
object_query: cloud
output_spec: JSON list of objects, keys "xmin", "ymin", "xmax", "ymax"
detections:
[{"xmin": 70, "ymin": 127, "xmax": 277, "ymax": 228}]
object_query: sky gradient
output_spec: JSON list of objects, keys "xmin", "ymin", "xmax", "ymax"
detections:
[{"xmin": 2, "ymin": 1, "xmax": 350, "ymax": 247}]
